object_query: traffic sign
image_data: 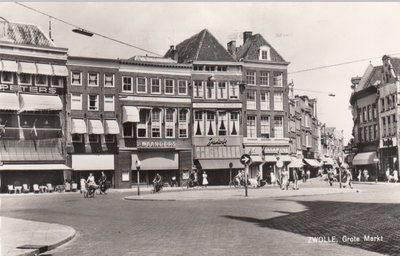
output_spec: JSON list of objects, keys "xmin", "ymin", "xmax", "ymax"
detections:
[{"xmin": 240, "ymin": 154, "xmax": 252, "ymax": 166}]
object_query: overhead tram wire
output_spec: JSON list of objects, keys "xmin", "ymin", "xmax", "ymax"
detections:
[{"xmin": 14, "ymin": 2, "xmax": 162, "ymax": 57}]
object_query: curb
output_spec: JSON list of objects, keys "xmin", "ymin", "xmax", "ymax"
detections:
[{"xmin": 16, "ymin": 226, "xmax": 76, "ymax": 256}]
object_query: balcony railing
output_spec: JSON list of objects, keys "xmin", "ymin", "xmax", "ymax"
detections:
[{"xmin": 0, "ymin": 127, "xmax": 62, "ymax": 140}]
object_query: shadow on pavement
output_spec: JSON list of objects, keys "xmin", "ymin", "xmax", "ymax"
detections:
[{"xmin": 222, "ymin": 200, "xmax": 400, "ymax": 255}]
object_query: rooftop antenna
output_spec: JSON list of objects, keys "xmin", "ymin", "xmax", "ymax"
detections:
[{"xmin": 48, "ymin": 16, "xmax": 53, "ymax": 42}]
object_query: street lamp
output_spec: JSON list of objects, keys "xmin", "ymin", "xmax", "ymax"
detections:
[
  {"xmin": 229, "ymin": 162, "xmax": 233, "ymax": 186},
  {"xmin": 135, "ymin": 160, "xmax": 141, "ymax": 196},
  {"xmin": 72, "ymin": 28, "xmax": 94, "ymax": 37}
]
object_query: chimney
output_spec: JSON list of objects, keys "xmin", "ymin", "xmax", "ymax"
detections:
[
  {"xmin": 243, "ymin": 31, "xmax": 252, "ymax": 44},
  {"xmin": 170, "ymin": 45, "xmax": 174, "ymax": 51},
  {"xmin": 227, "ymin": 40, "xmax": 236, "ymax": 57},
  {"xmin": 169, "ymin": 45, "xmax": 179, "ymax": 61},
  {"xmin": 351, "ymin": 76, "xmax": 361, "ymax": 91}
]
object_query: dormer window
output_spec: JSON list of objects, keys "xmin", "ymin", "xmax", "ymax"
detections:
[{"xmin": 259, "ymin": 45, "xmax": 271, "ymax": 61}]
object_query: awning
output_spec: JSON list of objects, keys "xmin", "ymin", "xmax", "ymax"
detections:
[
  {"xmin": 1, "ymin": 60, "xmax": 18, "ymax": 72},
  {"xmin": 19, "ymin": 94, "xmax": 63, "ymax": 112},
  {"xmin": 122, "ymin": 106, "xmax": 140, "ymax": 123},
  {"xmin": 18, "ymin": 62, "xmax": 37, "ymax": 74},
  {"xmin": 322, "ymin": 157, "xmax": 335, "ymax": 166},
  {"xmin": 72, "ymin": 154, "xmax": 114, "ymax": 170},
  {"xmin": 36, "ymin": 63, "xmax": 53, "ymax": 76},
  {"xmin": 264, "ymin": 155, "xmax": 277, "ymax": 162},
  {"xmin": 132, "ymin": 151, "xmax": 178, "ymax": 170},
  {"xmin": 277, "ymin": 155, "xmax": 292, "ymax": 162},
  {"xmin": 0, "ymin": 164, "xmax": 71, "ymax": 171},
  {"xmin": 197, "ymin": 159, "xmax": 243, "ymax": 170},
  {"xmin": 88, "ymin": 119, "xmax": 104, "ymax": 134},
  {"xmin": 104, "ymin": 120, "xmax": 119, "ymax": 135},
  {"xmin": 352, "ymin": 152, "xmax": 377, "ymax": 165},
  {"xmin": 288, "ymin": 157, "xmax": 304, "ymax": 168},
  {"xmin": 0, "ymin": 93, "xmax": 19, "ymax": 111},
  {"xmin": 250, "ymin": 155, "xmax": 263, "ymax": 164},
  {"xmin": 71, "ymin": 119, "xmax": 87, "ymax": 134},
  {"xmin": 303, "ymin": 158, "xmax": 322, "ymax": 168},
  {"xmin": 52, "ymin": 65, "xmax": 68, "ymax": 76}
]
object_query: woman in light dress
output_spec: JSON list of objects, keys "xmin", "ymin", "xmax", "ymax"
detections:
[{"xmin": 202, "ymin": 171, "xmax": 208, "ymax": 188}]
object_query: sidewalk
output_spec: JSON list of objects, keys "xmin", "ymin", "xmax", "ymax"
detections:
[{"xmin": 1, "ymin": 216, "xmax": 76, "ymax": 256}]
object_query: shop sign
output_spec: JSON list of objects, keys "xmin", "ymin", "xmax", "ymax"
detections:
[
  {"xmin": 207, "ymin": 138, "xmax": 227, "ymax": 147},
  {"xmin": 0, "ymin": 84, "xmax": 59, "ymax": 94},
  {"xmin": 139, "ymin": 141, "xmax": 176, "ymax": 148},
  {"xmin": 263, "ymin": 146, "xmax": 290, "ymax": 154}
]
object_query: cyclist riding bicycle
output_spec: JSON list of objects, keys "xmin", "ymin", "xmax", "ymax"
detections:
[
  {"xmin": 98, "ymin": 171, "xmax": 107, "ymax": 194},
  {"xmin": 153, "ymin": 173, "xmax": 163, "ymax": 193}
]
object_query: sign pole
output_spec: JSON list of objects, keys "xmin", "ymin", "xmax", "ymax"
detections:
[{"xmin": 245, "ymin": 164, "xmax": 248, "ymax": 197}]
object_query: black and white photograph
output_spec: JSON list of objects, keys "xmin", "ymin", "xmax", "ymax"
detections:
[{"xmin": 0, "ymin": 1, "xmax": 399, "ymax": 255}]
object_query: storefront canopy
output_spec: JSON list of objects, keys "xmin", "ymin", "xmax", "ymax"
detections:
[
  {"xmin": 36, "ymin": 63, "xmax": 53, "ymax": 76},
  {"xmin": 0, "ymin": 164, "xmax": 71, "ymax": 171},
  {"xmin": 288, "ymin": 157, "xmax": 304, "ymax": 168},
  {"xmin": 18, "ymin": 62, "xmax": 37, "ymax": 74},
  {"xmin": 122, "ymin": 106, "xmax": 140, "ymax": 123},
  {"xmin": 88, "ymin": 119, "xmax": 104, "ymax": 134},
  {"xmin": 71, "ymin": 119, "xmax": 87, "ymax": 134},
  {"xmin": 352, "ymin": 152, "xmax": 377, "ymax": 166},
  {"xmin": 104, "ymin": 119, "xmax": 119, "ymax": 135},
  {"xmin": 250, "ymin": 155, "xmax": 263, "ymax": 164},
  {"xmin": 52, "ymin": 65, "xmax": 68, "ymax": 76},
  {"xmin": 277, "ymin": 155, "xmax": 292, "ymax": 162},
  {"xmin": 72, "ymin": 154, "xmax": 114, "ymax": 170},
  {"xmin": 19, "ymin": 94, "xmax": 63, "ymax": 112},
  {"xmin": 132, "ymin": 151, "xmax": 178, "ymax": 171},
  {"xmin": 1, "ymin": 60, "xmax": 18, "ymax": 72},
  {"xmin": 303, "ymin": 158, "xmax": 322, "ymax": 168},
  {"xmin": 197, "ymin": 159, "xmax": 243, "ymax": 170},
  {"xmin": 0, "ymin": 93, "xmax": 19, "ymax": 111},
  {"xmin": 264, "ymin": 155, "xmax": 277, "ymax": 162}
]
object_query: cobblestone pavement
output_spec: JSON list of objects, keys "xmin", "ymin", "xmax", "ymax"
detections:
[{"xmin": 0, "ymin": 182, "xmax": 396, "ymax": 256}]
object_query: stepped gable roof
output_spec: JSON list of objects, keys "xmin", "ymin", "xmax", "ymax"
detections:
[
  {"xmin": 355, "ymin": 65, "xmax": 382, "ymax": 92},
  {"xmin": 236, "ymin": 33, "xmax": 285, "ymax": 62},
  {"xmin": 0, "ymin": 20, "xmax": 55, "ymax": 47},
  {"xmin": 164, "ymin": 29, "xmax": 235, "ymax": 63}
]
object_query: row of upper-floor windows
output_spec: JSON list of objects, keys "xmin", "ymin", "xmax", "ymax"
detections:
[
  {"xmin": 246, "ymin": 115, "xmax": 283, "ymax": 138},
  {"xmin": 359, "ymin": 124, "xmax": 378, "ymax": 143},
  {"xmin": 1, "ymin": 71, "xmax": 64, "ymax": 87},
  {"xmin": 193, "ymin": 81, "xmax": 239, "ymax": 99},
  {"xmin": 70, "ymin": 93, "xmax": 115, "ymax": 112},
  {"xmin": 381, "ymin": 115, "xmax": 397, "ymax": 138},
  {"xmin": 380, "ymin": 94, "xmax": 397, "ymax": 113},
  {"xmin": 122, "ymin": 76, "xmax": 188, "ymax": 95},
  {"xmin": 246, "ymin": 91, "xmax": 283, "ymax": 111},
  {"xmin": 358, "ymin": 103, "xmax": 377, "ymax": 123},
  {"xmin": 71, "ymin": 71, "xmax": 115, "ymax": 87},
  {"xmin": 246, "ymin": 71, "xmax": 283, "ymax": 86}
]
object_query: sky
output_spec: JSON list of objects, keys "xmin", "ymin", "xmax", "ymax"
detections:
[{"xmin": 2, "ymin": 2, "xmax": 400, "ymax": 144}]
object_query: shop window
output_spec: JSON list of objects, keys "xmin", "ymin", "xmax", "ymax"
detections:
[
  {"xmin": 218, "ymin": 112, "xmax": 227, "ymax": 136},
  {"xmin": 88, "ymin": 134, "xmax": 99, "ymax": 143},
  {"xmin": 35, "ymin": 74, "xmax": 47, "ymax": 86},
  {"xmin": 104, "ymin": 74, "xmax": 114, "ymax": 87},
  {"xmin": 193, "ymin": 81, "xmax": 204, "ymax": 98},
  {"xmin": 260, "ymin": 91, "xmax": 270, "ymax": 110},
  {"xmin": 273, "ymin": 72, "xmax": 283, "ymax": 86},
  {"xmin": 246, "ymin": 90, "xmax": 256, "ymax": 110},
  {"xmin": 88, "ymin": 73, "xmax": 99, "ymax": 86},
  {"xmin": 274, "ymin": 92, "xmax": 283, "ymax": 111},
  {"xmin": 274, "ymin": 116, "xmax": 283, "ymax": 138},
  {"xmin": 71, "ymin": 93, "xmax": 82, "ymax": 110},
  {"xmin": 151, "ymin": 78, "xmax": 161, "ymax": 94},
  {"xmin": 1, "ymin": 71, "xmax": 13, "ymax": 83},
  {"xmin": 217, "ymin": 82, "xmax": 227, "ymax": 99},
  {"xmin": 247, "ymin": 116, "xmax": 256, "ymax": 138},
  {"xmin": 194, "ymin": 111, "xmax": 204, "ymax": 136},
  {"xmin": 104, "ymin": 95, "xmax": 115, "ymax": 112},
  {"xmin": 123, "ymin": 123, "xmax": 134, "ymax": 138},
  {"xmin": 206, "ymin": 112, "xmax": 216, "ymax": 136},
  {"xmin": 165, "ymin": 109, "xmax": 175, "ymax": 138},
  {"xmin": 260, "ymin": 71, "xmax": 269, "ymax": 86},
  {"xmin": 72, "ymin": 134, "xmax": 83, "ymax": 143},
  {"xmin": 178, "ymin": 80, "xmax": 187, "ymax": 95},
  {"xmin": 165, "ymin": 79, "xmax": 174, "ymax": 94},
  {"xmin": 19, "ymin": 73, "xmax": 32, "ymax": 85},
  {"xmin": 229, "ymin": 112, "xmax": 239, "ymax": 136},
  {"xmin": 229, "ymin": 82, "xmax": 239, "ymax": 99},
  {"xmin": 122, "ymin": 76, "xmax": 133, "ymax": 92},
  {"xmin": 88, "ymin": 95, "xmax": 99, "ymax": 111},
  {"xmin": 261, "ymin": 116, "xmax": 270, "ymax": 138},
  {"xmin": 246, "ymin": 70, "xmax": 255, "ymax": 85},
  {"xmin": 71, "ymin": 72, "xmax": 82, "ymax": 85},
  {"xmin": 51, "ymin": 76, "xmax": 64, "ymax": 88},
  {"xmin": 137, "ymin": 77, "xmax": 147, "ymax": 93},
  {"xmin": 206, "ymin": 81, "xmax": 215, "ymax": 99}
]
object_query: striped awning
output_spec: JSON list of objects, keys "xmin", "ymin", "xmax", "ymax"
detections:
[
  {"xmin": 71, "ymin": 119, "xmax": 87, "ymax": 134},
  {"xmin": 36, "ymin": 63, "xmax": 53, "ymax": 76},
  {"xmin": 104, "ymin": 119, "xmax": 119, "ymax": 134},
  {"xmin": 52, "ymin": 65, "xmax": 68, "ymax": 76},
  {"xmin": 288, "ymin": 157, "xmax": 304, "ymax": 168},
  {"xmin": 1, "ymin": 60, "xmax": 18, "ymax": 72},
  {"xmin": 0, "ymin": 93, "xmax": 19, "ymax": 111},
  {"xmin": 303, "ymin": 158, "xmax": 322, "ymax": 168},
  {"xmin": 352, "ymin": 152, "xmax": 377, "ymax": 165},
  {"xmin": 122, "ymin": 106, "xmax": 140, "ymax": 123},
  {"xmin": 18, "ymin": 62, "xmax": 37, "ymax": 74},
  {"xmin": 88, "ymin": 119, "xmax": 104, "ymax": 134},
  {"xmin": 19, "ymin": 94, "xmax": 63, "ymax": 112}
]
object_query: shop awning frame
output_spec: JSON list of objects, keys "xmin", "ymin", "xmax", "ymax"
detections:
[
  {"xmin": 303, "ymin": 158, "xmax": 322, "ymax": 168},
  {"xmin": 197, "ymin": 159, "xmax": 243, "ymax": 170},
  {"xmin": 352, "ymin": 152, "xmax": 377, "ymax": 166},
  {"xmin": 19, "ymin": 94, "xmax": 63, "ymax": 112},
  {"xmin": 52, "ymin": 65, "xmax": 68, "ymax": 77},
  {"xmin": 71, "ymin": 119, "xmax": 87, "ymax": 134},
  {"xmin": 122, "ymin": 106, "xmax": 140, "ymax": 123},
  {"xmin": 0, "ymin": 92, "xmax": 19, "ymax": 111},
  {"xmin": 1, "ymin": 60, "xmax": 18, "ymax": 72},
  {"xmin": 264, "ymin": 155, "xmax": 277, "ymax": 162},
  {"xmin": 288, "ymin": 157, "xmax": 304, "ymax": 168},
  {"xmin": 104, "ymin": 119, "xmax": 120, "ymax": 135},
  {"xmin": 18, "ymin": 62, "xmax": 37, "ymax": 74},
  {"xmin": 0, "ymin": 164, "xmax": 71, "ymax": 171},
  {"xmin": 88, "ymin": 119, "xmax": 104, "ymax": 135},
  {"xmin": 36, "ymin": 63, "xmax": 54, "ymax": 76},
  {"xmin": 250, "ymin": 155, "xmax": 263, "ymax": 164}
]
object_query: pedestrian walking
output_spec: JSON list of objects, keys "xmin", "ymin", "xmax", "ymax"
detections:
[
  {"xmin": 292, "ymin": 168, "xmax": 299, "ymax": 190},
  {"xmin": 301, "ymin": 169, "xmax": 306, "ymax": 182},
  {"xmin": 327, "ymin": 168, "xmax": 335, "ymax": 186},
  {"xmin": 270, "ymin": 171, "xmax": 276, "ymax": 185},
  {"xmin": 393, "ymin": 170, "xmax": 399, "ymax": 182},
  {"xmin": 202, "ymin": 171, "xmax": 208, "ymax": 188},
  {"xmin": 358, "ymin": 169, "xmax": 362, "ymax": 182},
  {"xmin": 342, "ymin": 167, "xmax": 353, "ymax": 189},
  {"xmin": 363, "ymin": 169, "xmax": 369, "ymax": 182},
  {"xmin": 306, "ymin": 170, "xmax": 311, "ymax": 180},
  {"xmin": 281, "ymin": 168, "xmax": 289, "ymax": 190}
]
